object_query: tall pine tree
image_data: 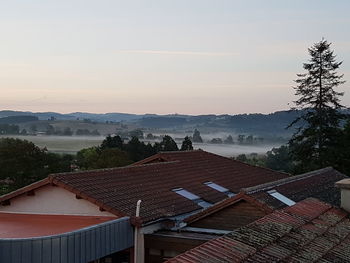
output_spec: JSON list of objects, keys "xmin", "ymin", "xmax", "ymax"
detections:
[{"xmin": 288, "ymin": 39, "xmax": 346, "ymax": 172}]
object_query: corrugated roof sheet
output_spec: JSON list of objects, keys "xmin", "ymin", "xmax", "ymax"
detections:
[{"xmin": 166, "ymin": 198, "xmax": 350, "ymax": 263}]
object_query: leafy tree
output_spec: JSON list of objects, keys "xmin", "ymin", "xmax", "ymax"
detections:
[
  {"xmin": 20, "ymin": 129, "xmax": 27, "ymax": 135},
  {"xmin": 237, "ymin": 134, "xmax": 245, "ymax": 144},
  {"xmin": 95, "ymin": 148, "xmax": 132, "ymax": 168},
  {"xmin": 210, "ymin": 138, "xmax": 223, "ymax": 144},
  {"xmin": 146, "ymin": 133, "xmax": 155, "ymax": 140},
  {"xmin": 100, "ymin": 135, "xmax": 123, "ymax": 150},
  {"xmin": 129, "ymin": 129, "xmax": 144, "ymax": 139},
  {"xmin": 235, "ymin": 154, "xmax": 248, "ymax": 162},
  {"xmin": 288, "ymin": 39, "xmax": 346, "ymax": 172},
  {"xmin": 159, "ymin": 135, "xmax": 179, "ymax": 151},
  {"xmin": 192, "ymin": 129, "xmax": 203, "ymax": 143},
  {"xmin": 0, "ymin": 138, "xmax": 46, "ymax": 191},
  {"xmin": 246, "ymin": 135, "xmax": 254, "ymax": 145},
  {"xmin": 0, "ymin": 138, "xmax": 72, "ymax": 193},
  {"xmin": 224, "ymin": 135, "xmax": 234, "ymax": 144},
  {"xmin": 181, "ymin": 136, "xmax": 193, "ymax": 151},
  {"xmin": 125, "ymin": 137, "xmax": 150, "ymax": 161},
  {"xmin": 265, "ymin": 145, "xmax": 294, "ymax": 173},
  {"xmin": 76, "ymin": 147, "xmax": 100, "ymax": 169}
]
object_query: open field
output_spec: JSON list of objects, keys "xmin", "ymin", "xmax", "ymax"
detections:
[{"xmin": 0, "ymin": 135, "xmax": 281, "ymax": 156}]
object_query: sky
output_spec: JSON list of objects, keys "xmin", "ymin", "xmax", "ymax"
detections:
[{"xmin": 1, "ymin": 0, "xmax": 349, "ymax": 115}]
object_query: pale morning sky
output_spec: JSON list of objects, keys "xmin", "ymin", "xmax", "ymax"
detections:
[{"xmin": 1, "ymin": 0, "xmax": 349, "ymax": 115}]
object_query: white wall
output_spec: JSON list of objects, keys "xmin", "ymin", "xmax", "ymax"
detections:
[{"xmin": 0, "ymin": 185, "xmax": 116, "ymax": 217}]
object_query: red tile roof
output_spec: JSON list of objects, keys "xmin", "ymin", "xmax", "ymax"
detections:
[
  {"xmin": 50, "ymin": 151, "xmax": 288, "ymax": 223},
  {"xmin": 245, "ymin": 167, "xmax": 346, "ymax": 209},
  {"xmin": 0, "ymin": 213, "xmax": 116, "ymax": 238},
  {"xmin": 1, "ymin": 150, "xmax": 289, "ymax": 224},
  {"xmin": 184, "ymin": 167, "xmax": 345, "ymax": 226},
  {"xmin": 166, "ymin": 198, "xmax": 350, "ymax": 263}
]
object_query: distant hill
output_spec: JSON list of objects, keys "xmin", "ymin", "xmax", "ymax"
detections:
[
  {"xmin": 0, "ymin": 115, "xmax": 39, "ymax": 124},
  {"xmin": 1, "ymin": 109, "xmax": 348, "ymax": 138}
]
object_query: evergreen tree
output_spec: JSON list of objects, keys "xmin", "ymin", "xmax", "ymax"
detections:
[
  {"xmin": 100, "ymin": 135, "xmax": 123, "ymax": 150},
  {"xmin": 160, "ymin": 135, "xmax": 179, "ymax": 151},
  {"xmin": 181, "ymin": 136, "xmax": 193, "ymax": 151},
  {"xmin": 288, "ymin": 39, "xmax": 346, "ymax": 172},
  {"xmin": 192, "ymin": 129, "xmax": 203, "ymax": 143}
]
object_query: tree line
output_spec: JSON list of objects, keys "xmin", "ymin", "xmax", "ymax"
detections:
[{"xmin": 0, "ymin": 134, "xmax": 193, "ymax": 195}]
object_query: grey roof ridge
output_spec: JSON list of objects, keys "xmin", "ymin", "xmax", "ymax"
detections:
[{"xmin": 242, "ymin": 167, "xmax": 340, "ymax": 194}]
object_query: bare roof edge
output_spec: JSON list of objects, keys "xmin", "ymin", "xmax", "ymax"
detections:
[
  {"xmin": 0, "ymin": 178, "xmax": 50, "ymax": 202},
  {"xmin": 242, "ymin": 167, "xmax": 345, "ymax": 194}
]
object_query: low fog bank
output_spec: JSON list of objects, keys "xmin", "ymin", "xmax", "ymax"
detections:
[
  {"xmin": 0, "ymin": 135, "xmax": 282, "ymax": 157},
  {"xmin": 192, "ymin": 143, "xmax": 281, "ymax": 157}
]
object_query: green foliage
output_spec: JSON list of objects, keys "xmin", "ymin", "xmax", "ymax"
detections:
[
  {"xmin": 266, "ymin": 145, "xmax": 294, "ymax": 173},
  {"xmin": 181, "ymin": 136, "xmax": 193, "ymax": 151},
  {"xmin": 192, "ymin": 129, "xmax": 203, "ymax": 143},
  {"xmin": 129, "ymin": 129, "xmax": 144, "ymax": 139},
  {"xmin": 76, "ymin": 146, "xmax": 131, "ymax": 170},
  {"xmin": 288, "ymin": 39, "xmax": 346, "ymax": 172},
  {"xmin": 210, "ymin": 138, "xmax": 223, "ymax": 144},
  {"xmin": 159, "ymin": 135, "xmax": 179, "ymax": 151},
  {"xmin": 100, "ymin": 135, "xmax": 123, "ymax": 150},
  {"xmin": 0, "ymin": 124, "xmax": 20, "ymax": 134},
  {"xmin": 146, "ymin": 133, "xmax": 155, "ymax": 139},
  {"xmin": 237, "ymin": 134, "xmax": 245, "ymax": 144},
  {"xmin": 0, "ymin": 138, "xmax": 72, "ymax": 194},
  {"xmin": 124, "ymin": 137, "xmax": 156, "ymax": 161},
  {"xmin": 224, "ymin": 135, "xmax": 234, "ymax": 144}
]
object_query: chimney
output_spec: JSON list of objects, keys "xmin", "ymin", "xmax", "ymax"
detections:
[{"xmin": 336, "ymin": 179, "xmax": 350, "ymax": 212}]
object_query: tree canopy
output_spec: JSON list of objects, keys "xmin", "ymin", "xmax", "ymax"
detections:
[{"xmin": 288, "ymin": 39, "xmax": 346, "ymax": 172}]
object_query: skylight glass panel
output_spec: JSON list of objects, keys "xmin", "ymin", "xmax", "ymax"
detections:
[
  {"xmin": 267, "ymin": 190, "xmax": 296, "ymax": 206},
  {"xmin": 204, "ymin": 182, "xmax": 229, "ymax": 193},
  {"xmin": 173, "ymin": 188, "xmax": 200, "ymax": 201}
]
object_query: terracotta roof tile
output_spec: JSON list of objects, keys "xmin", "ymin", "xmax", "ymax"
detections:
[
  {"xmin": 48, "ymin": 150, "xmax": 289, "ymax": 223},
  {"xmin": 166, "ymin": 198, "xmax": 350, "ymax": 263}
]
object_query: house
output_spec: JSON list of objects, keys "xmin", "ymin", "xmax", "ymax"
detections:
[
  {"xmin": 0, "ymin": 150, "xmax": 290, "ymax": 263},
  {"xmin": 147, "ymin": 167, "xmax": 346, "ymax": 262},
  {"xmin": 166, "ymin": 189, "xmax": 350, "ymax": 262},
  {"xmin": 0, "ymin": 150, "xmax": 346, "ymax": 263}
]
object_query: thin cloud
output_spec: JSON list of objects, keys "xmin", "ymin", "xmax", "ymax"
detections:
[{"xmin": 116, "ymin": 50, "xmax": 239, "ymax": 56}]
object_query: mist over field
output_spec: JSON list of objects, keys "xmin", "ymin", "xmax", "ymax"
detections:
[{"xmin": 0, "ymin": 135, "xmax": 281, "ymax": 157}]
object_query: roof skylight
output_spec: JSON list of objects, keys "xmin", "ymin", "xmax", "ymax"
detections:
[
  {"xmin": 204, "ymin": 182, "xmax": 235, "ymax": 197},
  {"xmin": 267, "ymin": 190, "xmax": 296, "ymax": 206},
  {"xmin": 173, "ymin": 188, "xmax": 212, "ymax": 208},
  {"xmin": 173, "ymin": 188, "xmax": 200, "ymax": 201}
]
